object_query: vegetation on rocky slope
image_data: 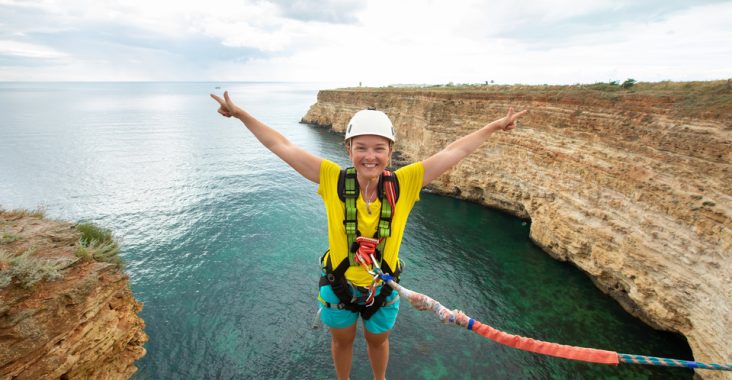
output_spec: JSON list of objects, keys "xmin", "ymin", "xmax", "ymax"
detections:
[{"xmin": 0, "ymin": 208, "xmax": 122, "ymax": 289}]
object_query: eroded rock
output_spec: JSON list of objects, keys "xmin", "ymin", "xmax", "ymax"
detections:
[{"xmin": 0, "ymin": 212, "xmax": 147, "ymax": 380}]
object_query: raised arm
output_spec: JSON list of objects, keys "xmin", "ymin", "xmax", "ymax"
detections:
[
  {"xmin": 211, "ymin": 91, "xmax": 323, "ymax": 184},
  {"xmin": 422, "ymin": 107, "xmax": 528, "ymax": 186}
]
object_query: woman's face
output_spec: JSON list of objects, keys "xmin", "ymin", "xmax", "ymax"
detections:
[{"xmin": 347, "ymin": 135, "xmax": 392, "ymax": 179}]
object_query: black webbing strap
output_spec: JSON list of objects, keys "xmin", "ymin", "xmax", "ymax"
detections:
[{"xmin": 320, "ymin": 251, "xmax": 403, "ymax": 320}]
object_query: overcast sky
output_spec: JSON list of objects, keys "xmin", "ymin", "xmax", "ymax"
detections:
[{"xmin": 1, "ymin": 0, "xmax": 730, "ymax": 86}]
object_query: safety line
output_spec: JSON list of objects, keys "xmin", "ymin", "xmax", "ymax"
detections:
[{"xmin": 379, "ymin": 275, "xmax": 731, "ymax": 372}]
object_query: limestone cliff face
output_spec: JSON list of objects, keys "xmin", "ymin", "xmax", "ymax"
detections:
[
  {"xmin": 0, "ymin": 212, "xmax": 147, "ymax": 379},
  {"xmin": 302, "ymin": 83, "xmax": 732, "ymax": 378}
]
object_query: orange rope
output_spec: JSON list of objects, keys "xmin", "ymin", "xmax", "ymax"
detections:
[
  {"xmin": 384, "ymin": 279, "xmax": 619, "ymax": 365},
  {"xmin": 470, "ymin": 320, "xmax": 619, "ymax": 364}
]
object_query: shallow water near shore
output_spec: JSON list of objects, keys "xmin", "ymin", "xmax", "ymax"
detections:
[{"xmin": 0, "ymin": 82, "xmax": 693, "ymax": 379}]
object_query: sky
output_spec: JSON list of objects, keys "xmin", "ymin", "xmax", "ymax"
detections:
[{"xmin": 0, "ymin": 0, "xmax": 730, "ymax": 86}]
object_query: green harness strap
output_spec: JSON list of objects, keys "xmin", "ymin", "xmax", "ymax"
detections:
[
  {"xmin": 343, "ymin": 167, "xmax": 359, "ymax": 266},
  {"xmin": 342, "ymin": 167, "xmax": 394, "ymax": 267}
]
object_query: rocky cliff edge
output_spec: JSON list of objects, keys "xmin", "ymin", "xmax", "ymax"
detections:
[{"xmin": 0, "ymin": 209, "xmax": 147, "ymax": 379}]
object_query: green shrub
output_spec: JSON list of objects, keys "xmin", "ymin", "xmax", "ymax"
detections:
[
  {"xmin": 0, "ymin": 247, "xmax": 64, "ymax": 289},
  {"xmin": 77, "ymin": 222, "xmax": 114, "ymax": 245},
  {"xmin": 622, "ymin": 78, "xmax": 637, "ymax": 89},
  {"xmin": 0, "ymin": 249, "xmax": 12, "ymax": 287},
  {"xmin": 588, "ymin": 82, "xmax": 622, "ymax": 92},
  {"xmin": 75, "ymin": 223, "xmax": 122, "ymax": 267},
  {"xmin": 1, "ymin": 232, "xmax": 21, "ymax": 244},
  {"xmin": 74, "ymin": 245, "xmax": 92, "ymax": 260}
]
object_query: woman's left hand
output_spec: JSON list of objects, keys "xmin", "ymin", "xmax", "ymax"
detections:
[{"xmin": 495, "ymin": 107, "xmax": 528, "ymax": 131}]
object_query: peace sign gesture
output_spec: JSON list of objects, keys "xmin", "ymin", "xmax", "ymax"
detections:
[
  {"xmin": 496, "ymin": 107, "xmax": 528, "ymax": 131},
  {"xmin": 210, "ymin": 91, "xmax": 243, "ymax": 119}
]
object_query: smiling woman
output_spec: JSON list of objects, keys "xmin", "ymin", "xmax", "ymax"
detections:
[
  {"xmin": 344, "ymin": 108, "xmax": 395, "ymax": 180},
  {"xmin": 210, "ymin": 90, "xmax": 526, "ymax": 380}
]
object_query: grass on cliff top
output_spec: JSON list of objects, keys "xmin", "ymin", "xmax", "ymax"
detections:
[
  {"xmin": 0, "ymin": 208, "xmax": 124, "ymax": 289},
  {"xmin": 353, "ymin": 79, "xmax": 730, "ymax": 94},
  {"xmin": 0, "ymin": 206, "xmax": 46, "ymax": 220},
  {"xmin": 75, "ymin": 222, "xmax": 122, "ymax": 268},
  {"xmin": 339, "ymin": 79, "xmax": 732, "ymax": 121},
  {"xmin": 0, "ymin": 246, "xmax": 64, "ymax": 289}
]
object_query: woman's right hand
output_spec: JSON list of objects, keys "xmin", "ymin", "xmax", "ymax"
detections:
[{"xmin": 210, "ymin": 91, "xmax": 243, "ymax": 119}]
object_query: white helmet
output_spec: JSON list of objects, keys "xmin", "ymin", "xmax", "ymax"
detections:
[{"xmin": 345, "ymin": 108, "xmax": 395, "ymax": 142}]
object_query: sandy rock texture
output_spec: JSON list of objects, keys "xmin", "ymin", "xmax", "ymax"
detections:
[
  {"xmin": 0, "ymin": 211, "xmax": 147, "ymax": 380},
  {"xmin": 302, "ymin": 82, "xmax": 731, "ymax": 379}
]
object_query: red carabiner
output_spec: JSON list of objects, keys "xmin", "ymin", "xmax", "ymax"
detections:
[{"xmin": 355, "ymin": 236, "xmax": 380, "ymax": 265}]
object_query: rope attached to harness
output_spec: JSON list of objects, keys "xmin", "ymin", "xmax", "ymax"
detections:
[{"xmin": 379, "ymin": 276, "xmax": 732, "ymax": 372}]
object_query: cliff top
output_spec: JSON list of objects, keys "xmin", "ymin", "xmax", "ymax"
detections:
[
  {"xmin": 0, "ymin": 208, "xmax": 147, "ymax": 379},
  {"xmin": 324, "ymin": 80, "xmax": 732, "ymax": 122},
  {"xmin": 0, "ymin": 208, "xmax": 122, "ymax": 290}
]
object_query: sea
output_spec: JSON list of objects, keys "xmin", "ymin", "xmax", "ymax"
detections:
[{"xmin": 0, "ymin": 82, "xmax": 693, "ymax": 379}]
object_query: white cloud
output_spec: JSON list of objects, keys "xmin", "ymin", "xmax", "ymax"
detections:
[
  {"xmin": 0, "ymin": 39, "xmax": 66, "ymax": 58},
  {"xmin": 0, "ymin": 0, "xmax": 730, "ymax": 83}
]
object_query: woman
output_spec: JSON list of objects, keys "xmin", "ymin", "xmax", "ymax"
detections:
[{"xmin": 211, "ymin": 91, "xmax": 527, "ymax": 380}]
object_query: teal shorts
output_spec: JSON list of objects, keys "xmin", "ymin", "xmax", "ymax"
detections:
[{"xmin": 318, "ymin": 282, "xmax": 400, "ymax": 334}]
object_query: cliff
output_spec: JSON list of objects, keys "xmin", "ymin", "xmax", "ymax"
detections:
[
  {"xmin": 0, "ymin": 210, "xmax": 147, "ymax": 379},
  {"xmin": 302, "ymin": 81, "xmax": 732, "ymax": 378}
]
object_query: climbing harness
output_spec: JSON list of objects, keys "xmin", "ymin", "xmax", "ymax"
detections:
[
  {"xmin": 318, "ymin": 167, "xmax": 401, "ymax": 321},
  {"xmin": 376, "ymin": 274, "xmax": 732, "ymax": 372},
  {"xmin": 337, "ymin": 167, "xmax": 399, "ymax": 267}
]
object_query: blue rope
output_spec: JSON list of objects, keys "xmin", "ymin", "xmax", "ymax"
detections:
[{"xmin": 618, "ymin": 353, "xmax": 732, "ymax": 371}]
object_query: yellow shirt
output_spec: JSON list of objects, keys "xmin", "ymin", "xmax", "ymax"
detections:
[{"xmin": 318, "ymin": 159, "xmax": 424, "ymax": 286}]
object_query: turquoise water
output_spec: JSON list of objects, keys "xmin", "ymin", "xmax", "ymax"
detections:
[{"xmin": 0, "ymin": 82, "xmax": 693, "ymax": 379}]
